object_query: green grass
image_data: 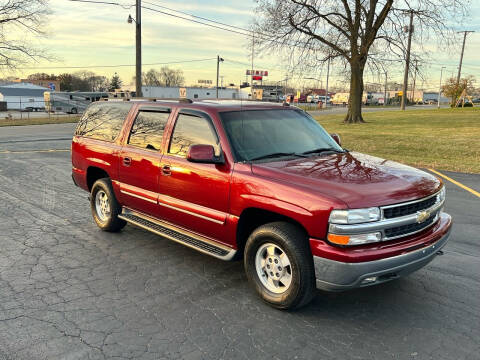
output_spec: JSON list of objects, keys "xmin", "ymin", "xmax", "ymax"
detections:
[
  {"xmin": 315, "ymin": 107, "xmax": 480, "ymax": 174},
  {"xmin": 0, "ymin": 115, "xmax": 80, "ymax": 127}
]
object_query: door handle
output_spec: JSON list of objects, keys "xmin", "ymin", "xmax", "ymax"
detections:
[
  {"xmin": 162, "ymin": 164, "xmax": 171, "ymax": 176},
  {"xmin": 123, "ymin": 157, "xmax": 132, "ymax": 166}
]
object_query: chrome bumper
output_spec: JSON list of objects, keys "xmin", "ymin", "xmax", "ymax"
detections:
[{"xmin": 314, "ymin": 216, "xmax": 451, "ymax": 291}]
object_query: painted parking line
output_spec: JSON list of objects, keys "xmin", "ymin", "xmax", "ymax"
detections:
[
  {"xmin": 429, "ymin": 168, "xmax": 480, "ymax": 199},
  {"xmin": 0, "ymin": 149, "xmax": 70, "ymax": 154}
]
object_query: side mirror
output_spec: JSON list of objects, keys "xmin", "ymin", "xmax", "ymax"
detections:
[
  {"xmin": 187, "ymin": 144, "xmax": 224, "ymax": 164},
  {"xmin": 330, "ymin": 133, "xmax": 341, "ymax": 146}
]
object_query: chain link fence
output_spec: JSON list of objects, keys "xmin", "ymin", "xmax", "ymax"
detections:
[{"xmin": 0, "ymin": 99, "xmax": 86, "ymax": 121}]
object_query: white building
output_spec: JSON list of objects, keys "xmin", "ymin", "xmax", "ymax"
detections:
[
  {"xmin": 0, "ymin": 83, "xmax": 49, "ymax": 110},
  {"xmin": 142, "ymin": 86, "xmax": 239, "ymax": 100}
]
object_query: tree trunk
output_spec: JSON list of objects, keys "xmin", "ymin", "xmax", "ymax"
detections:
[{"xmin": 344, "ymin": 60, "xmax": 366, "ymax": 124}]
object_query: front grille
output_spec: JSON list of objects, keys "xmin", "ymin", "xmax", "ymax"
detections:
[
  {"xmin": 383, "ymin": 195, "xmax": 437, "ymax": 219},
  {"xmin": 384, "ymin": 214, "xmax": 436, "ymax": 238}
]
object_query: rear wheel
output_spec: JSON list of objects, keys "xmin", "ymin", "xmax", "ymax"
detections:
[
  {"xmin": 90, "ymin": 178, "xmax": 126, "ymax": 232},
  {"xmin": 244, "ymin": 222, "xmax": 316, "ymax": 310}
]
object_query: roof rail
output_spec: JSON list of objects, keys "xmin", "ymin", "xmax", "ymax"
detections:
[{"xmin": 179, "ymin": 98, "xmax": 193, "ymax": 103}]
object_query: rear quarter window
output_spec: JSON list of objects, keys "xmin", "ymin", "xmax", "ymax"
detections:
[{"xmin": 74, "ymin": 102, "xmax": 133, "ymax": 141}]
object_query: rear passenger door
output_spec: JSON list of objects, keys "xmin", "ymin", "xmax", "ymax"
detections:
[
  {"xmin": 159, "ymin": 110, "xmax": 232, "ymax": 242},
  {"xmin": 117, "ymin": 106, "xmax": 171, "ymax": 217}
]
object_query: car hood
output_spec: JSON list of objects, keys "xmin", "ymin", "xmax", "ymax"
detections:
[{"xmin": 251, "ymin": 152, "xmax": 442, "ymax": 209}]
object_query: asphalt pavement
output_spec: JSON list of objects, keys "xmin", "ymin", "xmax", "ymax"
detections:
[{"xmin": 0, "ymin": 124, "xmax": 479, "ymax": 360}]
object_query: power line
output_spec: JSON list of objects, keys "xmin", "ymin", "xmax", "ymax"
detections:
[
  {"xmin": 69, "ymin": 0, "xmax": 133, "ymax": 9},
  {"xmin": 17, "ymin": 58, "xmax": 216, "ymax": 70},
  {"xmin": 142, "ymin": 0, "xmax": 251, "ymax": 34},
  {"xmin": 140, "ymin": 4, "xmax": 252, "ymax": 37}
]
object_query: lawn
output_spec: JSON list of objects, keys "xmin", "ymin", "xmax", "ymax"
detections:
[
  {"xmin": 315, "ymin": 107, "xmax": 480, "ymax": 174},
  {"xmin": 0, "ymin": 115, "xmax": 80, "ymax": 127}
]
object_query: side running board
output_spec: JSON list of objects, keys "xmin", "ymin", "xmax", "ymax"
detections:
[{"xmin": 118, "ymin": 208, "xmax": 237, "ymax": 261}]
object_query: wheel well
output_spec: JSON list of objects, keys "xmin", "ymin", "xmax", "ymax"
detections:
[
  {"xmin": 236, "ymin": 208, "xmax": 308, "ymax": 256},
  {"xmin": 86, "ymin": 167, "xmax": 109, "ymax": 191}
]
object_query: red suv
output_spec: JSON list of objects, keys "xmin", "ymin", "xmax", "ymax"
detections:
[{"xmin": 71, "ymin": 99, "xmax": 451, "ymax": 309}]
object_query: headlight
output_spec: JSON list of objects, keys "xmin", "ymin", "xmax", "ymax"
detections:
[
  {"xmin": 329, "ymin": 207, "xmax": 381, "ymax": 224},
  {"xmin": 437, "ymin": 186, "xmax": 446, "ymax": 203}
]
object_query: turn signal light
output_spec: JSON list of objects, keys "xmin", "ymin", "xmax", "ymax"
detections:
[{"xmin": 327, "ymin": 234, "xmax": 350, "ymax": 245}]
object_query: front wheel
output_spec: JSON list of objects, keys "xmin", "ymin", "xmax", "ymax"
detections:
[
  {"xmin": 244, "ymin": 222, "xmax": 316, "ymax": 310},
  {"xmin": 90, "ymin": 178, "xmax": 126, "ymax": 232}
]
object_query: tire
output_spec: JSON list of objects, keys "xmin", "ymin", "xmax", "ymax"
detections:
[
  {"xmin": 244, "ymin": 222, "xmax": 316, "ymax": 310},
  {"xmin": 90, "ymin": 178, "xmax": 126, "ymax": 232},
  {"xmin": 71, "ymin": 108, "xmax": 78, "ymax": 114}
]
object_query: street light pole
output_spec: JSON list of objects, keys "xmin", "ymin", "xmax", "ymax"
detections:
[
  {"xmin": 401, "ymin": 10, "xmax": 414, "ymax": 110},
  {"xmin": 135, "ymin": 0, "xmax": 142, "ymax": 98},
  {"xmin": 324, "ymin": 58, "xmax": 330, "ymax": 108},
  {"xmin": 438, "ymin": 66, "xmax": 445, "ymax": 109}
]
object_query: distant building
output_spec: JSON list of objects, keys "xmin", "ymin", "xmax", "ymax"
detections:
[
  {"xmin": 0, "ymin": 83, "xmax": 49, "ymax": 110},
  {"xmin": 239, "ymin": 85, "xmax": 284, "ymax": 101},
  {"xmin": 142, "ymin": 86, "xmax": 239, "ymax": 100},
  {"xmin": 13, "ymin": 78, "xmax": 60, "ymax": 91}
]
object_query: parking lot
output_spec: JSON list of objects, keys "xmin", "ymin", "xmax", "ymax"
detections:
[{"xmin": 0, "ymin": 123, "xmax": 479, "ymax": 360}]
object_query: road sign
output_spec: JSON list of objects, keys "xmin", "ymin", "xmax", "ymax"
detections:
[
  {"xmin": 48, "ymin": 82, "xmax": 56, "ymax": 91},
  {"xmin": 246, "ymin": 70, "xmax": 269, "ymax": 76},
  {"xmin": 179, "ymin": 88, "xmax": 187, "ymax": 98}
]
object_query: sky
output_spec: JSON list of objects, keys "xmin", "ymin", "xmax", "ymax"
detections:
[{"xmin": 9, "ymin": 0, "xmax": 480, "ymax": 91}]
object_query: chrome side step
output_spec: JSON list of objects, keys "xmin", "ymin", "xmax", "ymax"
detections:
[{"xmin": 119, "ymin": 208, "xmax": 236, "ymax": 261}]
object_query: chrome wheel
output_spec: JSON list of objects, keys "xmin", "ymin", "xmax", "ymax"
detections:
[
  {"xmin": 95, "ymin": 190, "xmax": 111, "ymax": 222},
  {"xmin": 255, "ymin": 242, "xmax": 292, "ymax": 294}
]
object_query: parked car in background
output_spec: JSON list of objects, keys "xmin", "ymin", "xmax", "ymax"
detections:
[{"xmin": 72, "ymin": 99, "xmax": 452, "ymax": 310}]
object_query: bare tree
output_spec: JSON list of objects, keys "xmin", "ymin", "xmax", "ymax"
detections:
[
  {"xmin": 253, "ymin": 0, "xmax": 463, "ymax": 123},
  {"xmin": 158, "ymin": 66, "xmax": 184, "ymax": 87},
  {"xmin": 141, "ymin": 67, "xmax": 185, "ymax": 87},
  {"xmin": 0, "ymin": 0, "xmax": 50, "ymax": 71}
]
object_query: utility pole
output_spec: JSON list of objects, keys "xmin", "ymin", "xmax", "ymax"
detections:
[
  {"xmin": 411, "ymin": 59, "xmax": 418, "ymax": 103},
  {"xmin": 438, "ymin": 66, "xmax": 445, "ymax": 109},
  {"xmin": 216, "ymin": 55, "xmax": 224, "ymax": 99},
  {"xmin": 135, "ymin": 0, "xmax": 142, "ymax": 97},
  {"xmin": 456, "ymin": 31, "xmax": 474, "ymax": 92},
  {"xmin": 384, "ymin": 71, "xmax": 388, "ymax": 106},
  {"xmin": 251, "ymin": 33, "xmax": 255, "ymax": 99},
  {"xmin": 401, "ymin": 10, "xmax": 414, "ymax": 110},
  {"xmin": 324, "ymin": 58, "xmax": 330, "ymax": 108}
]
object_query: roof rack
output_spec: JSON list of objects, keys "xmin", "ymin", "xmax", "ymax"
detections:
[{"xmin": 100, "ymin": 97, "xmax": 194, "ymax": 103}]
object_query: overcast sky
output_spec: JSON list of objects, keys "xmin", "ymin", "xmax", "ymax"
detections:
[{"xmin": 13, "ymin": 0, "xmax": 480, "ymax": 91}]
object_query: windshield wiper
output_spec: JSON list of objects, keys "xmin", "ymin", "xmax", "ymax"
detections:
[
  {"xmin": 302, "ymin": 147, "xmax": 345, "ymax": 155},
  {"xmin": 249, "ymin": 152, "xmax": 308, "ymax": 162}
]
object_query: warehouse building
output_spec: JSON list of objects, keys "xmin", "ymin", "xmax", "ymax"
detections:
[
  {"xmin": 142, "ymin": 86, "xmax": 239, "ymax": 100},
  {"xmin": 0, "ymin": 83, "xmax": 49, "ymax": 110}
]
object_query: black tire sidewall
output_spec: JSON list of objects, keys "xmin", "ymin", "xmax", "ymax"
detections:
[
  {"xmin": 244, "ymin": 223, "xmax": 314, "ymax": 309},
  {"xmin": 90, "ymin": 178, "xmax": 124, "ymax": 231}
]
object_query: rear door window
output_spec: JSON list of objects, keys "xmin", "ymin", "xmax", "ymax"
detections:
[
  {"xmin": 127, "ymin": 109, "xmax": 170, "ymax": 151},
  {"xmin": 75, "ymin": 102, "xmax": 133, "ymax": 141}
]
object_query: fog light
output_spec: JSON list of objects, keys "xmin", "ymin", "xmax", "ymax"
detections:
[{"xmin": 362, "ymin": 276, "xmax": 377, "ymax": 284}]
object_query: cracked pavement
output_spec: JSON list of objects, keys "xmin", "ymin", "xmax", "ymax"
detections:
[{"xmin": 0, "ymin": 123, "xmax": 479, "ymax": 360}]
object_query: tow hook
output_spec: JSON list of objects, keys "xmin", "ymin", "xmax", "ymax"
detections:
[{"xmin": 436, "ymin": 250, "xmax": 444, "ymax": 256}]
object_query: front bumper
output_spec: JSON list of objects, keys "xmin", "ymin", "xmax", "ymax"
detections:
[{"xmin": 314, "ymin": 213, "xmax": 452, "ymax": 291}]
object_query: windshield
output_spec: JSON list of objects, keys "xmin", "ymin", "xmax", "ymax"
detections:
[{"xmin": 220, "ymin": 109, "xmax": 343, "ymax": 162}]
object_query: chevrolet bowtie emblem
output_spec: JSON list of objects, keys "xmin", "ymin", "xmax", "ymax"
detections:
[{"xmin": 416, "ymin": 210, "xmax": 430, "ymax": 223}]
